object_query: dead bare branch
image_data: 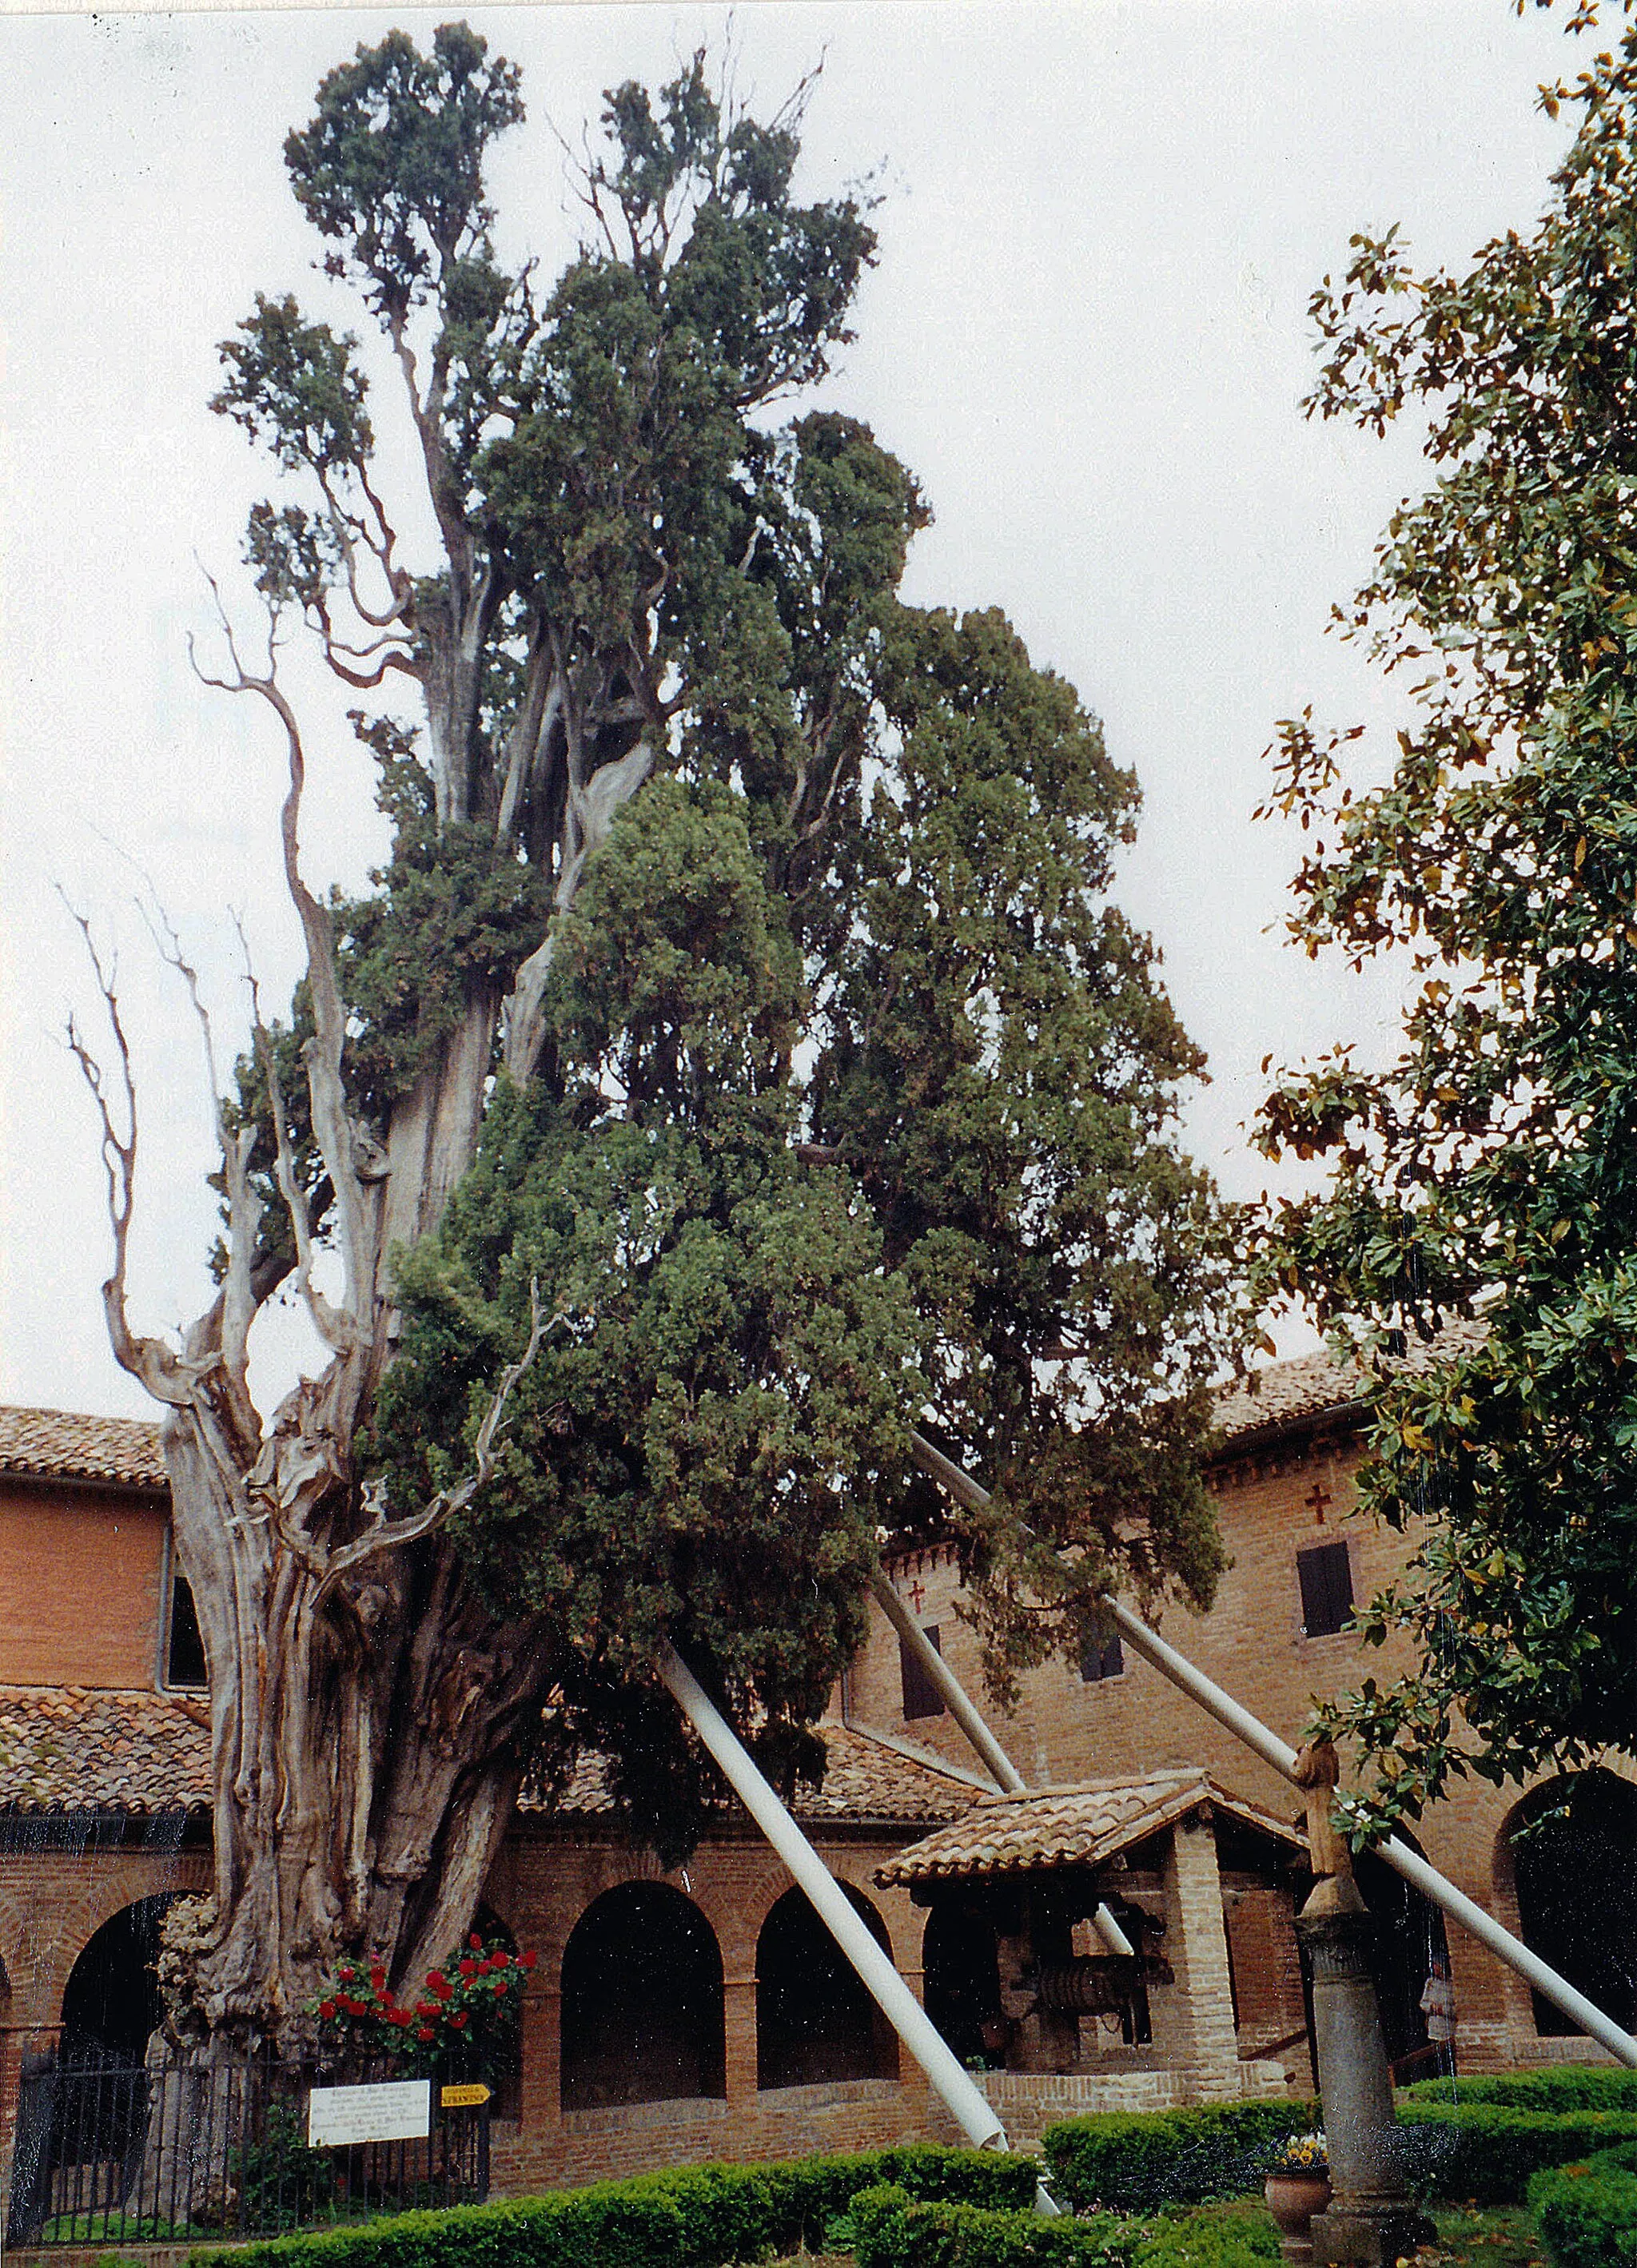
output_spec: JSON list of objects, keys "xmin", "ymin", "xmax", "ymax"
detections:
[
  {"xmin": 189, "ymin": 569, "xmax": 378, "ymax": 1339},
  {"xmin": 60, "ymin": 901, "xmax": 194, "ymax": 1406},
  {"xmin": 239, "ymin": 945, "xmax": 353, "ymax": 1359}
]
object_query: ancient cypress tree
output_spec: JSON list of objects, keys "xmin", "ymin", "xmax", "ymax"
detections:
[{"xmin": 79, "ymin": 26, "xmax": 1241, "ymax": 2050}]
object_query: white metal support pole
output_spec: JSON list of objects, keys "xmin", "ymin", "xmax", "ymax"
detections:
[
  {"xmin": 869, "ymin": 1570, "xmax": 1028, "ymax": 1795},
  {"xmin": 871, "ymin": 1571, "xmax": 1134, "ymax": 1959},
  {"xmin": 906, "ymin": 1431, "xmax": 1637, "ymax": 2069},
  {"xmin": 657, "ymin": 1645, "xmax": 1032, "ymax": 2169}
]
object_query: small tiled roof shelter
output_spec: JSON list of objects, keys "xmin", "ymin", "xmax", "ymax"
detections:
[
  {"xmin": 877, "ymin": 1769, "xmax": 1308, "ymax": 1887},
  {"xmin": 872, "ymin": 1769, "xmax": 1311, "ymax": 2139}
]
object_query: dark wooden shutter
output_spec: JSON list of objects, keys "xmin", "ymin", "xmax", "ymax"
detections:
[
  {"xmin": 1296, "ymin": 1541, "xmax": 1354, "ymax": 1637},
  {"xmin": 899, "ymin": 1625, "xmax": 946, "ymax": 1718},
  {"xmin": 1079, "ymin": 1631, "xmax": 1125, "ymax": 1683}
]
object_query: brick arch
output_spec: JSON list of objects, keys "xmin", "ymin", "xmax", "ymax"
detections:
[
  {"xmin": 735, "ymin": 1853, "xmax": 916, "ymax": 1973},
  {"xmin": 755, "ymin": 1880, "xmax": 898, "ymax": 2090},
  {"xmin": 559, "ymin": 1880, "xmax": 726, "ymax": 2111},
  {"xmin": 1496, "ymin": 1769, "xmax": 1637, "ymax": 2036}
]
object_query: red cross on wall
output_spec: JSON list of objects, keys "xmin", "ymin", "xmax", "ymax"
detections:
[
  {"xmin": 906, "ymin": 1578, "xmax": 926, "ymax": 1613},
  {"xmin": 1305, "ymin": 1480, "xmax": 1332, "ymax": 1527}
]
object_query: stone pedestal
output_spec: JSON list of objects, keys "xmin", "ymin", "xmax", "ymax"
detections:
[{"xmin": 1296, "ymin": 1877, "xmax": 1435, "ymax": 2267}]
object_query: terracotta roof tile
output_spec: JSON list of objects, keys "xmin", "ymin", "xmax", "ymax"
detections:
[
  {"xmin": 0, "ymin": 1407, "xmax": 165, "ymax": 1490},
  {"xmin": 874, "ymin": 1769, "xmax": 1307, "ymax": 1888},
  {"xmin": 0, "ymin": 1687, "xmax": 210, "ymax": 1813},
  {"xmin": 1213, "ymin": 1319, "xmax": 1488, "ymax": 1449},
  {"xmin": 524, "ymin": 1720, "xmax": 983, "ymax": 1828},
  {"xmin": 0, "ymin": 1687, "xmax": 974, "ymax": 1835}
]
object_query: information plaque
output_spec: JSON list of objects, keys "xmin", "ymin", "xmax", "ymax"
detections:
[{"xmin": 308, "ymin": 2079, "xmax": 432, "ymax": 2147}]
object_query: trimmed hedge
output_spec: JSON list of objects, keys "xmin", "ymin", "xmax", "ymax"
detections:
[
  {"xmin": 185, "ymin": 2146, "xmax": 1040, "ymax": 2268},
  {"xmin": 1396, "ymin": 2104, "xmax": 1637, "ymax": 2206},
  {"xmin": 1042, "ymin": 2091, "xmax": 1637, "ymax": 2214},
  {"xmin": 850, "ymin": 2182, "xmax": 1130, "ymax": 2268},
  {"xmin": 1041, "ymin": 2102, "xmax": 1318, "ymax": 2213},
  {"xmin": 849, "ymin": 2185, "xmax": 1282, "ymax": 2268},
  {"xmin": 1529, "ymin": 2139, "xmax": 1637, "ymax": 2267},
  {"xmin": 1401, "ymin": 2067, "xmax": 1637, "ymax": 2116},
  {"xmin": 1131, "ymin": 2200, "xmax": 1282, "ymax": 2266}
]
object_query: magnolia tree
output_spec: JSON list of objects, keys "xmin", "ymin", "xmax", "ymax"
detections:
[
  {"xmin": 81, "ymin": 25, "xmax": 1242, "ymax": 2054},
  {"xmin": 1256, "ymin": 7, "xmax": 1637, "ymax": 1832}
]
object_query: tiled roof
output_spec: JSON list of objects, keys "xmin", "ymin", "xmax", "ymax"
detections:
[
  {"xmin": 875, "ymin": 1769, "xmax": 1306, "ymax": 1888},
  {"xmin": 0, "ymin": 1687, "xmax": 211, "ymax": 1814},
  {"xmin": 1213, "ymin": 1319, "xmax": 1488, "ymax": 1449},
  {"xmin": 532, "ymin": 1720, "xmax": 982, "ymax": 1828},
  {"xmin": 0, "ymin": 1687, "xmax": 974, "ymax": 1834},
  {"xmin": 0, "ymin": 1407, "xmax": 165, "ymax": 1489}
]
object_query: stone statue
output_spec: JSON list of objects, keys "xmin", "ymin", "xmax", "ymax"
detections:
[{"xmin": 1292, "ymin": 1735, "xmax": 1352, "ymax": 1880}]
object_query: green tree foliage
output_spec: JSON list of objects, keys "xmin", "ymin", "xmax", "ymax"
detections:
[
  {"xmin": 165, "ymin": 22, "xmax": 1238, "ymax": 1912},
  {"xmin": 1254, "ymin": 11, "xmax": 1637, "ymax": 1830}
]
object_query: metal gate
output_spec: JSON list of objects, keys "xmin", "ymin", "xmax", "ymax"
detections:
[{"xmin": 6, "ymin": 2051, "xmax": 489, "ymax": 2246}]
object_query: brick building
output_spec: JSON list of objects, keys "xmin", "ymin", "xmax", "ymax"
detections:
[{"xmin": 1, "ymin": 1362, "xmax": 1631, "ymax": 2195}]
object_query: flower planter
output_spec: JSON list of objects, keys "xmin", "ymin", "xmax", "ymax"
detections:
[{"xmin": 1264, "ymin": 2168, "xmax": 1333, "ymax": 2262}]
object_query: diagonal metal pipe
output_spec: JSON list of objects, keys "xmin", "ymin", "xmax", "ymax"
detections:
[
  {"xmin": 906, "ymin": 1430, "xmax": 1637, "ymax": 2070},
  {"xmin": 657, "ymin": 1649, "xmax": 1011, "ymax": 2152}
]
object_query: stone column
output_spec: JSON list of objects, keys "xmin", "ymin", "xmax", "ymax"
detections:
[{"xmin": 1297, "ymin": 1876, "xmax": 1434, "ymax": 2267}]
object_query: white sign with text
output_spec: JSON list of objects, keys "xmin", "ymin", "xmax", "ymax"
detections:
[{"xmin": 307, "ymin": 2079, "xmax": 432, "ymax": 2147}]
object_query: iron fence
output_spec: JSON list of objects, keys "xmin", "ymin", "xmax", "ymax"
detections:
[{"xmin": 6, "ymin": 2050, "xmax": 489, "ymax": 2246}]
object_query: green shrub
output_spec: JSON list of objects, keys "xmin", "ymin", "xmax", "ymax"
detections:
[
  {"xmin": 185, "ymin": 2143, "xmax": 1040, "ymax": 2268},
  {"xmin": 1400, "ymin": 2067, "xmax": 1637, "ymax": 2116},
  {"xmin": 1396, "ymin": 2103, "xmax": 1637, "ymax": 2206},
  {"xmin": 850, "ymin": 2181, "xmax": 1133, "ymax": 2268},
  {"xmin": 1042, "ymin": 2103, "xmax": 1317, "ymax": 2213},
  {"xmin": 1528, "ymin": 2139, "xmax": 1637, "ymax": 2266},
  {"xmin": 1131, "ymin": 2199, "xmax": 1281, "ymax": 2266}
]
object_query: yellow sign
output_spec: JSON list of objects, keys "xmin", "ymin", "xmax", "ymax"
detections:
[{"xmin": 440, "ymin": 2082, "xmax": 491, "ymax": 2109}]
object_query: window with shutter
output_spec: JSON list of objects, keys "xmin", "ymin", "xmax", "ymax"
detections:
[
  {"xmin": 1079, "ymin": 1631, "xmax": 1125, "ymax": 1683},
  {"xmin": 166, "ymin": 1570, "xmax": 208, "ymax": 1689},
  {"xmin": 1296, "ymin": 1541, "xmax": 1354, "ymax": 1637},
  {"xmin": 899, "ymin": 1625, "xmax": 946, "ymax": 1719}
]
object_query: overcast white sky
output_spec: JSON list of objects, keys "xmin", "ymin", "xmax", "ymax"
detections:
[{"xmin": 0, "ymin": 0, "xmax": 1599, "ymax": 1419}]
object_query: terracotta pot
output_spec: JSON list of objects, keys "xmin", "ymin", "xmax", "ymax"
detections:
[{"xmin": 1264, "ymin": 2169, "xmax": 1332, "ymax": 2262}]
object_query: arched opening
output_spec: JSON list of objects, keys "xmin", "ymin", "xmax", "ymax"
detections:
[
  {"xmin": 61, "ymin": 1895, "xmax": 175, "ymax": 2067},
  {"xmin": 15, "ymin": 1896, "xmax": 181, "ymax": 2232},
  {"xmin": 1509, "ymin": 1769, "xmax": 1637, "ymax": 2035},
  {"xmin": 755, "ymin": 1884, "xmax": 899, "ymax": 2090},
  {"xmin": 1354, "ymin": 1841, "xmax": 1449, "ymax": 2075},
  {"xmin": 922, "ymin": 1902, "xmax": 1002, "ymax": 2070},
  {"xmin": 559, "ymin": 1882, "xmax": 725, "ymax": 2111},
  {"xmin": 1293, "ymin": 1843, "xmax": 1447, "ymax": 2082}
]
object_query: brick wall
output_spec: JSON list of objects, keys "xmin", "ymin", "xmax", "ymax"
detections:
[
  {"xmin": 850, "ymin": 1433, "xmax": 1635, "ymax": 2079},
  {"xmin": 484, "ymin": 1824, "xmax": 939, "ymax": 2190},
  {"xmin": 0, "ymin": 1482, "xmax": 168, "ymax": 1688}
]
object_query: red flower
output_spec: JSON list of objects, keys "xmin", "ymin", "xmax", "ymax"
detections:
[
  {"xmin": 521, "ymin": 1950, "xmax": 537, "ymax": 1971},
  {"xmin": 392, "ymin": 2008, "xmax": 412, "ymax": 2027},
  {"xmin": 458, "ymin": 1958, "xmax": 476, "ymax": 1978},
  {"xmin": 369, "ymin": 1966, "xmax": 386, "ymax": 1990},
  {"xmin": 468, "ymin": 1933, "xmax": 483, "ymax": 1951},
  {"xmin": 492, "ymin": 1978, "xmax": 508, "ymax": 1994},
  {"xmin": 450, "ymin": 2012, "xmax": 468, "ymax": 2030},
  {"xmin": 339, "ymin": 1995, "xmax": 363, "ymax": 2017},
  {"xmin": 416, "ymin": 2026, "xmax": 435, "ymax": 2042},
  {"xmin": 318, "ymin": 2000, "xmax": 337, "ymax": 2021},
  {"xmin": 338, "ymin": 1966, "xmax": 355, "ymax": 1983},
  {"xmin": 431, "ymin": 1977, "xmax": 452, "ymax": 2002},
  {"xmin": 416, "ymin": 2001, "xmax": 436, "ymax": 2019},
  {"xmin": 425, "ymin": 1970, "xmax": 446, "ymax": 1991}
]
